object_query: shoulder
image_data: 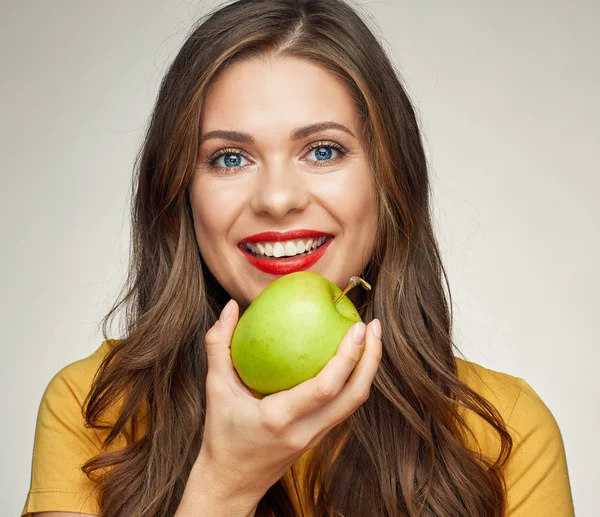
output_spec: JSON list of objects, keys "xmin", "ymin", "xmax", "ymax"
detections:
[
  {"xmin": 455, "ymin": 357, "xmax": 559, "ymax": 437},
  {"xmin": 453, "ymin": 357, "xmax": 560, "ymax": 460},
  {"xmin": 455, "ymin": 357, "xmax": 524, "ymax": 422},
  {"xmin": 455, "ymin": 358, "xmax": 574, "ymax": 515},
  {"xmin": 36, "ymin": 340, "xmax": 117, "ymax": 439},
  {"xmin": 42, "ymin": 339, "xmax": 114, "ymax": 408},
  {"xmin": 40, "ymin": 338, "xmax": 148, "ymax": 445},
  {"xmin": 22, "ymin": 341, "xmax": 119, "ymax": 516}
]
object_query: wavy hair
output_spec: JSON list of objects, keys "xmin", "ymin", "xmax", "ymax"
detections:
[{"xmin": 82, "ymin": 1, "xmax": 513, "ymax": 515}]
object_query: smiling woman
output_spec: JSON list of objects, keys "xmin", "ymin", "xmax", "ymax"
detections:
[
  {"xmin": 190, "ymin": 56, "xmax": 377, "ymax": 306},
  {"xmin": 21, "ymin": 1, "xmax": 574, "ymax": 517}
]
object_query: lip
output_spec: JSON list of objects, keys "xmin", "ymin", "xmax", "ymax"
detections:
[
  {"xmin": 239, "ymin": 229, "xmax": 333, "ymax": 245},
  {"xmin": 239, "ymin": 236, "xmax": 334, "ymax": 275}
]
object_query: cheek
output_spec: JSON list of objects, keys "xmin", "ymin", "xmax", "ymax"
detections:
[
  {"xmin": 189, "ymin": 177, "xmax": 236, "ymax": 244},
  {"xmin": 338, "ymin": 167, "xmax": 378, "ymax": 256},
  {"xmin": 319, "ymin": 166, "xmax": 377, "ymax": 224}
]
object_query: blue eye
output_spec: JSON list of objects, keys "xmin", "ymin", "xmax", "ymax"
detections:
[
  {"xmin": 307, "ymin": 145, "xmax": 339, "ymax": 163},
  {"xmin": 205, "ymin": 141, "xmax": 348, "ymax": 173},
  {"xmin": 208, "ymin": 151, "xmax": 249, "ymax": 170},
  {"xmin": 305, "ymin": 142, "xmax": 348, "ymax": 166}
]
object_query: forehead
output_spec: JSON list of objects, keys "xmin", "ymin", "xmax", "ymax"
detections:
[{"xmin": 200, "ymin": 57, "xmax": 359, "ymax": 137}]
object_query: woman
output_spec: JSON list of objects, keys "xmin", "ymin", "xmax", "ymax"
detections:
[{"xmin": 22, "ymin": 1, "xmax": 574, "ymax": 516}]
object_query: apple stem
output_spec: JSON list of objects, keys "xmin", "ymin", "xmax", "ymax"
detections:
[{"xmin": 333, "ymin": 276, "xmax": 372, "ymax": 305}]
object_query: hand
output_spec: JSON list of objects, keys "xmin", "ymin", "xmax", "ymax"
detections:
[{"xmin": 195, "ymin": 298, "xmax": 382, "ymax": 501}]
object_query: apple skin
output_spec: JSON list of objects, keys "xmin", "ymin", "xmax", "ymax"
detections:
[{"xmin": 230, "ymin": 271, "xmax": 363, "ymax": 395}]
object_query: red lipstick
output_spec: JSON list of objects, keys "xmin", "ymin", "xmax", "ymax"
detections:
[
  {"xmin": 239, "ymin": 229, "xmax": 332, "ymax": 244},
  {"xmin": 238, "ymin": 230, "xmax": 334, "ymax": 276}
]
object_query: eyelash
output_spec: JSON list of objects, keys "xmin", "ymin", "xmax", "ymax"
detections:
[{"xmin": 203, "ymin": 141, "xmax": 349, "ymax": 174}]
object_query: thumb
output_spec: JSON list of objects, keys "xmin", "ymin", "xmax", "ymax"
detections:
[{"xmin": 204, "ymin": 299, "xmax": 242, "ymax": 383}]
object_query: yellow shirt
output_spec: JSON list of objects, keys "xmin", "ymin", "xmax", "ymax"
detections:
[{"xmin": 21, "ymin": 340, "xmax": 574, "ymax": 516}]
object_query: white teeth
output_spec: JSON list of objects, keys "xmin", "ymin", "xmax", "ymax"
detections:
[
  {"xmin": 284, "ymin": 241, "xmax": 297, "ymax": 256},
  {"xmin": 246, "ymin": 236, "xmax": 329, "ymax": 258}
]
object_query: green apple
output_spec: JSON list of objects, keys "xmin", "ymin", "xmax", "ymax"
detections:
[{"xmin": 230, "ymin": 271, "xmax": 371, "ymax": 395}]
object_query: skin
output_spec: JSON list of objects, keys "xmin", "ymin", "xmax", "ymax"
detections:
[{"xmin": 190, "ymin": 56, "xmax": 378, "ymax": 312}]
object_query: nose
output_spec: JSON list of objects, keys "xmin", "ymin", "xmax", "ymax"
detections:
[{"xmin": 249, "ymin": 164, "xmax": 310, "ymax": 220}]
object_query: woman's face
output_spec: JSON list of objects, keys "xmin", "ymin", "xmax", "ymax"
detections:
[{"xmin": 190, "ymin": 56, "xmax": 377, "ymax": 311}]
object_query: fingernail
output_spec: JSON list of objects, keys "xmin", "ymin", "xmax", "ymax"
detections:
[
  {"xmin": 220, "ymin": 300, "xmax": 234, "ymax": 321},
  {"xmin": 371, "ymin": 319, "xmax": 381, "ymax": 339},
  {"xmin": 352, "ymin": 322, "xmax": 366, "ymax": 345}
]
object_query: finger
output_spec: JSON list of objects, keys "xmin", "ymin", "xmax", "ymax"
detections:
[
  {"xmin": 204, "ymin": 299, "xmax": 244, "ymax": 385},
  {"xmin": 264, "ymin": 321, "xmax": 367, "ymax": 422},
  {"xmin": 301, "ymin": 319, "xmax": 382, "ymax": 439}
]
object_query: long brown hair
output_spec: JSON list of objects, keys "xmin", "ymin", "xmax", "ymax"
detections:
[{"xmin": 82, "ymin": 1, "xmax": 513, "ymax": 515}]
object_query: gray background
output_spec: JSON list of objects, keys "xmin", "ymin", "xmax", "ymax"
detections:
[{"xmin": 1, "ymin": 0, "xmax": 598, "ymax": 515}]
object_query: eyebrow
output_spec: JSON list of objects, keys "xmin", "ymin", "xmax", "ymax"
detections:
[{"xmin": 199, "ymin": 121, "xmax": 356, "ymax": 145}]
